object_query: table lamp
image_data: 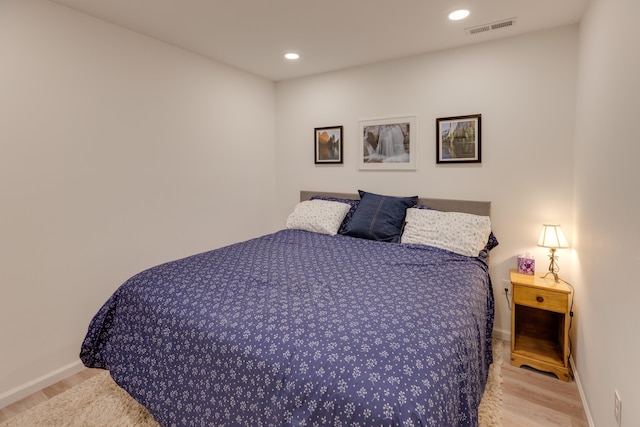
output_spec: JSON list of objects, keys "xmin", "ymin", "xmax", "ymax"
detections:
[{"xmin": 537, "ymin": 224, "xmax": 570, "ymax": 282}]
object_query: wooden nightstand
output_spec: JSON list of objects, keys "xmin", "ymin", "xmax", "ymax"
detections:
[{"xmin": 510, "ymin": 269, "xmax": 572, "ymax": 381}]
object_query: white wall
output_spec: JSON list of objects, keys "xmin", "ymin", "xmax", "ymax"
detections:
[
  {"xmin": 0, "ymin": 0, "xmax": 277, "ymax": 404},
  {"xmin": 573, "ymin": 0, "xmax": 640, "ymax": 425},
  {"xmin": 275, "ymin": 26, "xmax": 579, "ymax": 338}
]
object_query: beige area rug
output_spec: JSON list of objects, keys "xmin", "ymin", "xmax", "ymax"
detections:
[
  {"xmin": 478, "ymin": 339, "xmax": 504, "ymax": 427},
  {"xmin": 2, "ymin": 340, "xmax": 502, "ymax": 427}
]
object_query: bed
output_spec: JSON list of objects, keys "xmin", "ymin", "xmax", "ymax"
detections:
[{"xmin": 80, "ymin": 190, "xmax": 496, "ymax": 427}]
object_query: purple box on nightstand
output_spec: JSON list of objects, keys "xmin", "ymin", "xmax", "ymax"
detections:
[{"xmin": 517, "ymin": 256, "xmax": 535, "ymax": 275}]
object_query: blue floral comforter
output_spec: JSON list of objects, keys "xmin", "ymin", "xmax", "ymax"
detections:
[{"xmin": 80, "ymin": 229, "xmax": 494, "ymax": 427}]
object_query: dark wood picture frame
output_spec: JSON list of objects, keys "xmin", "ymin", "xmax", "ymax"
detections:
[
  {"xmin": 314, "ymin": 126, "xmax": 343, "ymax": 164},
  {"xmin": 436, "ymin": 114, "xmax": 482, "ymax": 164}
]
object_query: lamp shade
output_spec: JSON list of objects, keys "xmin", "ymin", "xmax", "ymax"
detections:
[{"xmin": 537, "ymin": 224, "xmax": 570, "ymax": 249}]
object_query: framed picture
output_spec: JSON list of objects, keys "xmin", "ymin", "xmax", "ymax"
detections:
[
  {"xmin": 436, "ymin": 114, "xmax": 482, "ymax": 163},
  {"xmin": 314, "ymin": 126, "xmax": 343, "ymax": 164},
  {"xmin": 359, "ymin": 116, "xmax": 416, "ymax": 170}
]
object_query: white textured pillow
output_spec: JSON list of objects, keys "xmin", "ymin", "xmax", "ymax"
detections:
[
  {"xmin": 286, "ymin": 200, "xmax": 351, "ymax": 236},
  {"xmin": 401, "ymin": 208, "xmax": 492, "ymax": 257}
]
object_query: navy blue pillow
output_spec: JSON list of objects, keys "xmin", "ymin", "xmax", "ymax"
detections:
[{"xmin": 341, "ymin": 190, "xmax": 418, "ymax": 242}]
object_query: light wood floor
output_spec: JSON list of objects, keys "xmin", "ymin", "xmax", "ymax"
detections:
[
  {"xmin": 500, "ymin": 345, "xmax": 589, "ymax": 426},
  {"xmin": 0, "ymin": 339, "xmax": 588, "ymax": 426}
]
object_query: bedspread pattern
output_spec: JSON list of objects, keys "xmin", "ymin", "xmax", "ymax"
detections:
[{"xmin": 81, "ymin": 230, "xmax": 494, "ymax": 427}]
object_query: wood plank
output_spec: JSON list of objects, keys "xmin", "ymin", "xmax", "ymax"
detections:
[{"xmin": 502, "ymin": 340, "xmax": 588, "ymax": 425}]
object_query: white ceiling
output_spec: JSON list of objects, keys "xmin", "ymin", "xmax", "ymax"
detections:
[{"xmin": 50, "ymin": 0, "xmax": 590, "ymax": 82}]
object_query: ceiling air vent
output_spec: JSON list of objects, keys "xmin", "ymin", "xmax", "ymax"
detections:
[{"xmin": 466, "ymin": 17, "xmax": 517, "ymax": 36}]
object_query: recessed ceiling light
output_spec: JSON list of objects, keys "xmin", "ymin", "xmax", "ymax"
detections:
[
  {"xmin": 448, "ymin": 9, "xmax": 470, "ymax": 21},
  {"xmin": 284, "ymin": 53, "xmax": 300, "ymax": 60}
]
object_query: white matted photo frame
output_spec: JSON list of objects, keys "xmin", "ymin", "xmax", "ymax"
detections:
[
  {"xmin": 314, "ymin": 126, "xmax": 343, "ymax": 164},
  {"xmin": 436, "ymin": 114, "xmax": 482, "ymax": 164},
  {"xmin": 358, "ymin": 116, "xmax": 416, "ymax": 170}
]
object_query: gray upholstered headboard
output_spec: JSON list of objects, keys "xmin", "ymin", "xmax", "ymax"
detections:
[{"xmin": 300, "ymin": 191, "xmax": 491, "ymax": 217}]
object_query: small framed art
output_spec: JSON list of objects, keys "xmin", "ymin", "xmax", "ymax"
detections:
[
  {"xmin": 314, "ymin": 126, "xmax": 343, "ymax": 164},
  {"xmin": 436, "ymin": 114, "xmax": 481, "ymax": 164},
  {"xmin": 359, "ymin": 116, "xmax": 416, "ymax": 170}
]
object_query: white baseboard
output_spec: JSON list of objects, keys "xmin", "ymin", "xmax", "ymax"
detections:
[
  {"xmin": 0, "ymin": 359, "xmax": 85, "ymax": 409},
  {"xmin": 570, "ymin": 356, "xmax": 595, "ymax": 427},
  {"xmin": 492, "ymin": 327, "xmax": 511, "ymax": 342}
]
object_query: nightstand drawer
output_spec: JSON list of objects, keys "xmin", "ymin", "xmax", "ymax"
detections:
[{"xmin": 513, "ymin": 285, "xmax": 567, "ymax": 313}]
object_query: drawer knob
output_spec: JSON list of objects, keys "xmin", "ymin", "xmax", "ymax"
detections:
[{"xmin": 536, "ymin": 296, "xmax": 544, "ymax": 303}]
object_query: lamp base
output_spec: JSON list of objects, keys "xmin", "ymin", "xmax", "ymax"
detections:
[
  {"xmin": 540, "ymin": 271, "xmax": 560, "ymax": 282},
  {"xmin": 540, "ymin": 248, "xmax": 560, "ymax": 282}
]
